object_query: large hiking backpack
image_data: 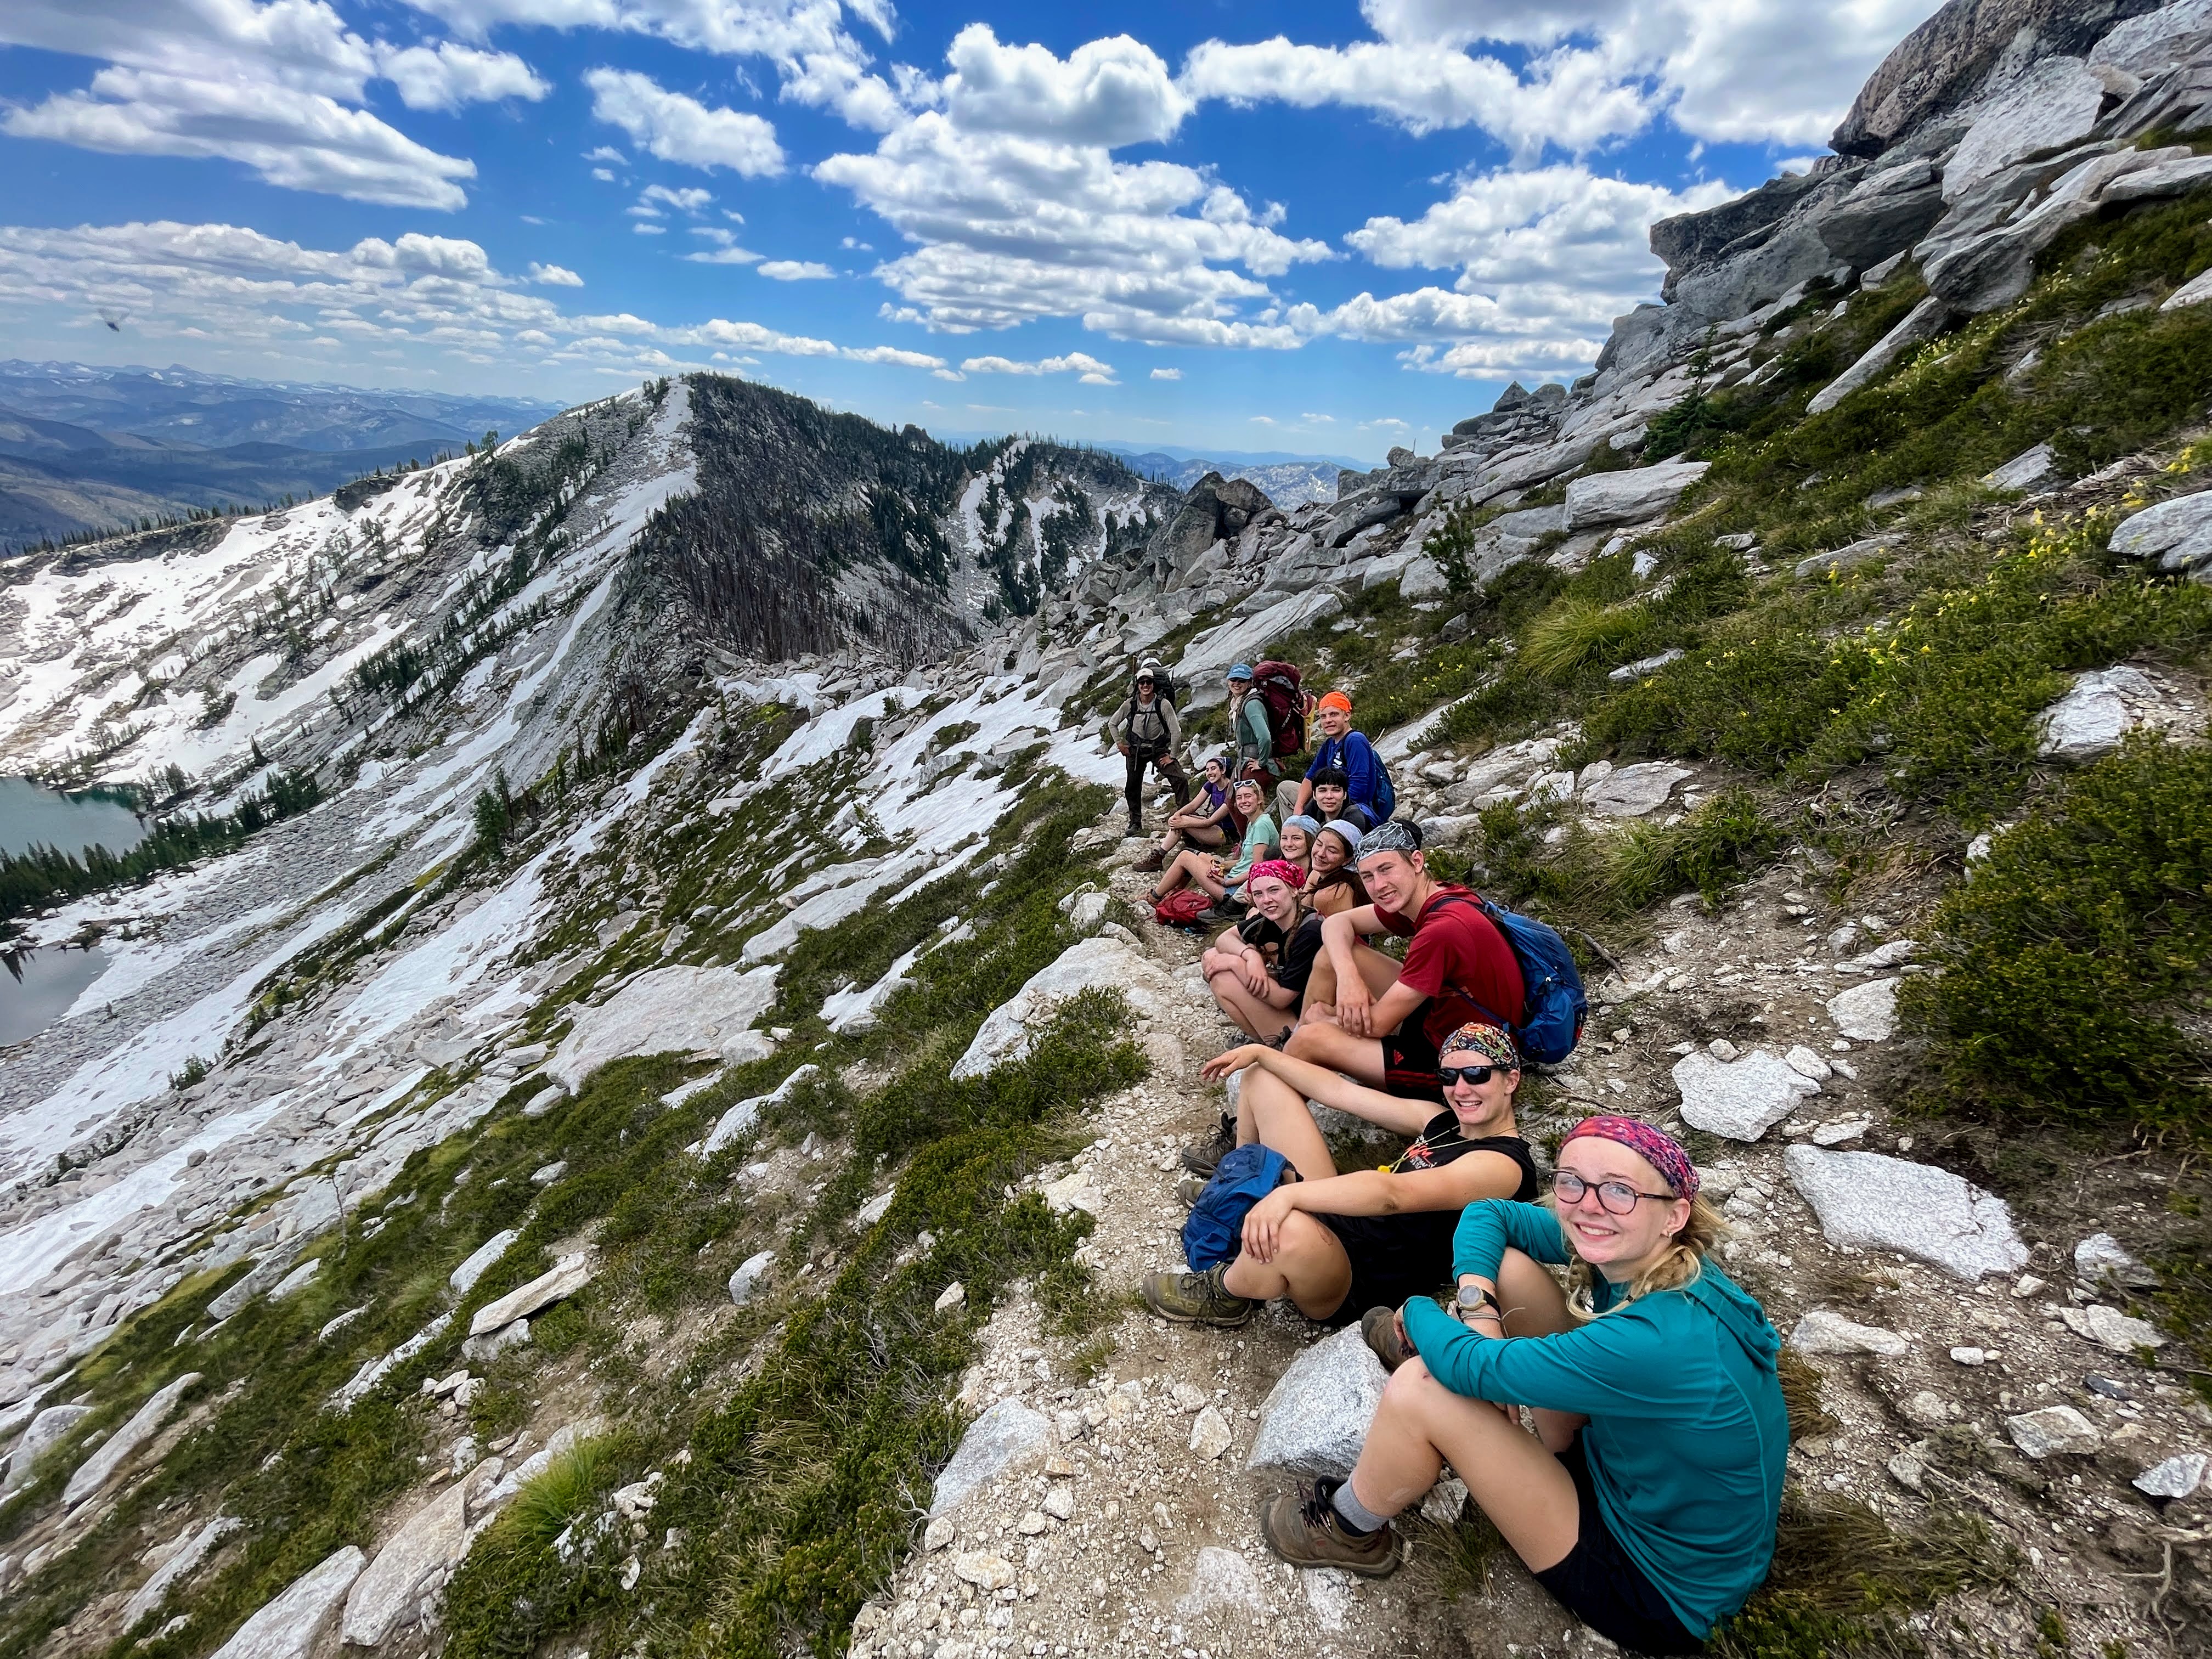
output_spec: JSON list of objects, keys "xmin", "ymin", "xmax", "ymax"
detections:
[
  {"xmin": 1432, "ymin": 893, "xmax": 1588, "ymax": 1065},
  {"xmin": 1250, "ymin": 659, "xmax": 1308, "ymax": 759},
  {"xmin": 1182, "ymin": 1143, "xmax": 1293, "ymax": 1271}
]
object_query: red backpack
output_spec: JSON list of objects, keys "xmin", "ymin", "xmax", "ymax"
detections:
[
  {"xmin": 1153, "ymin": 889, "xmax": 1214, "ymax": 928},
  {"xmin": 1251, "ymin": 659, "xmax": 1310, "ymax": 758}
]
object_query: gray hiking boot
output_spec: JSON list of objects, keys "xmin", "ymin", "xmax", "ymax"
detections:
[
  {"xmin": 1261, "ymin": 1480, "xmax": 1399, "ymax": 1577},
  {"xmin": 1179, "ymin": 1110, "xmax": 1236, "ymax": 1176},
  {"xmin": 1139, "ymin": 1263, "xmax": 1256, "ymax": 1327},
  {"xmin": 1176, "ymin": 1172, "xmax": 1208, "ymax": 1207}
]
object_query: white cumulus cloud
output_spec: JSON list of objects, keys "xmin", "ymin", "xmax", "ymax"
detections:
[
  {"xmin": 585, "ymin": 67, "xmax": 785, "ymax": 176},
  {"xmin": 758, "ymin": 259, "xmax": 836, "ymax": 279},
  {"xmin": 375, "ymin": 41, "xmax": 547, "ymax": 110},
  {"xmin": 1149, "ymin": 366, "xmax": 1180, "ymax": 380},
  {"xmin": 527, "ymin": 261, "xmax": 583, "ymax": 284}
]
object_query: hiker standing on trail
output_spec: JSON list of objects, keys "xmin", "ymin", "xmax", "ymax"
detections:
[
  {"xmin": 1227, "ymin": 663, "xmax": 1275, "ymax": 788},
  {"xmin": 1284, "ymin": 820, "xmax": 1522, "ymax": 1105},
  {"xmin": 1262, "ymin": 1116, "xmax": 1785, "ymax": 1658},
  {"xmin": 1141, "ymin": 1022, "xmax": 1538, "ymax": 1330},
  {"xmin": 1113, "ymin": 663, "xmax": 1188, "ymax": 839},
  {"xmin": 1289, "ymin": 691, "xmax": 1392, "ymax": 826}
]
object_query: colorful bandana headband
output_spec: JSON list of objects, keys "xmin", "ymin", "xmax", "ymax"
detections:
[
  {"xmin": 1317, "ymin": 689, "xmax": 1353, "ymax": 715},
  {"xmin": 1440, "ymin": 1022, "xmax": 1519, "ymax": 1070},
  {"xmin": 1355, "ymin": 820, "xmax": 1421, "ymax": 863},
  {"xmin": 1244, "ymin": 859, "xmax": 1305, "ymax": 892},
  {"xmin": 1282, "ymin": 814, "xmax": 1322, "ymax": 837},
  {"xmin": 1564, "ymin": 1115, "xmax": 1700, "ymax": 1201},
  {"xmin": 1319, "ymin": 819, "xmax": 1365, "ymax": 854}
]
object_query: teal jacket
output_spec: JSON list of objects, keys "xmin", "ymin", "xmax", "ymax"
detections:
[{"xmin": 1403, "ymin": 1200, "xmax": 1788, "ymax": 1640}]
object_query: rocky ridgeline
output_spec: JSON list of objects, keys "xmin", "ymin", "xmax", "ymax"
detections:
[{"xmin": 3, "ymin": 1, "xmax": 2211, "ymax": 1656}]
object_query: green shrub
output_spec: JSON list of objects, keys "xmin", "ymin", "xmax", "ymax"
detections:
[
  {"xmin": 1521, "ymin": 597, "xmax": 1656, "ymax": 684},
  {"xmin": 1905, "ymin": 735, "xmax": 2212, "ymax": 1139}
]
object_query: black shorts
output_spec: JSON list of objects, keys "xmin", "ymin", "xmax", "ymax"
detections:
[
  {"xmin": 1380, "ymin": 1018, "xmax": 1444, "ymax": 1104},
  {"xmin": 1313, "ymin": 1211, "xmax": 1456, "ymax": 1328},
  {"xmin": 1533, "ymin": 1434, "xmax": 1707, "ymax": 1655}
]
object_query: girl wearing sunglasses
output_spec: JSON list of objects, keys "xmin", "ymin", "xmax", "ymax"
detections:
[
  {"xmin": 1261, "ymin": 1114, "xmax": 1786, "ymax": 1656},
  {"xmin": 1141, "ymin": 1023, "xmax": 1538, "ymax": 1329}
]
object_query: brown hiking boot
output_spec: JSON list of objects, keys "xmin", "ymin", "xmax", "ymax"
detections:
[
  {"xmin": 1361, "ymin": 1305, "xmax": 1415, "ymax": 1373},
  {"xmin": 1261, "ymin": 1480, "xmax": 1399, "ymax": 1577},
  {"xmin": 1139, "ymin": 1263, "xmax": 1256, "ymax": 1327},
  {"xmin": 1133, "ymin": 847, "xmax": 1166, "ymax": 873},
  {"xmin": 1179, "ymin": 1110, "xmax": 1236, "ymax": 1176}
]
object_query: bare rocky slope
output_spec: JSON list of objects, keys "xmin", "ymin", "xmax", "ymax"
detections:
[{"xmin": 3, "ymin": 4, "xmax": 2212, "ymax": 1659}]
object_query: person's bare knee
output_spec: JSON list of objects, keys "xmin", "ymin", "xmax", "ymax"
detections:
[
  {"xmin": 1272, "ymin": 1215, "xmax": 1352, "ymax": 1320},
  {"xmin": 1494, "ymin": 1249, "xmax": 1575, "ymax": 1338}
]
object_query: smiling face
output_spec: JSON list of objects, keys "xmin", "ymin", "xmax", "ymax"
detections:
[
  {"xmin": 1318, "ymin": 703, "xmax": 1350, "ymax": 739},
  {"xmin": 1356, "ymin": 848, "xmax": 1422, "ymax": 914},
  {"xmin": 1233, "ymin": 780, "xmax": 1263, "ymax": 816},
  {"xmin": 1553, "ymin": 1137, "xmax": 1692, "ymax": 1281},
  {"xmin": 1202, "ymin": 758, "xmax": 1225, "ymax": 786},
  {"xmin": 1278, "ymin": 823, "xmax": 1312, "ymax": 864},
  {"xmin": 1312, "ymin": 831, "xmax": 1346, "ymax": 874},
  {"xmin": 1313, "ymin": 781, "xmax": 1348, "ymax": 818},
  {"xmin": 1245, "ymin": 873, "xmax": 1299, "ymax": 924},
  {"xmin": 1441, "ymin": 1061, "xmax": 1517, "ymax": 1137}
]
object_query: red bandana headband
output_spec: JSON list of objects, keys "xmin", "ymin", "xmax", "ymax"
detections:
[{"xmin": 1244, "ymin": 859, "xmax": 1306, "ymax": 892}]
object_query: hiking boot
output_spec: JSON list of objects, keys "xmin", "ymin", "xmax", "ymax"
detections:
[
  {"xmin": 1179, "ymin": 1110, "xmax": 1237, "ymax": 1176},
  {"xmin": 1261, "ymin": 1480, "xmax": 1399, "ymax": 1577},
  {"xmin": 1124, "ymin": 814, "xmax": 1142, "ymax": 839},
  {"xmin": 1176, "ymin": 1172, "xmax": 1209, "ymax": 1207},
  {"xmin": 1361, "ymin": 1305, "xmax": 1415, "ymax": 1373},
  {"xmin": 1139, "ymin": 1263, "xmax": 1256, "ymax": 1327},
  {"xmin": 1133, "ymin": 848, "xmax": 1166, "ymax": 873}
]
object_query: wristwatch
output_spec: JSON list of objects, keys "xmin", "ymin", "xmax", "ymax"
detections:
[{"xmin": 1455, "ymin": 1284, "xmax": 1503, "ymax": 1325}]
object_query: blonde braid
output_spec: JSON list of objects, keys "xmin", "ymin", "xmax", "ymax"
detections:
[{"xmin": 1560, "ymin": 1194, "xmax": 1732, "ymax": 1319}]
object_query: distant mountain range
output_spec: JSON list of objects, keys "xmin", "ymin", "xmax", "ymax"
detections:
[
  {"xmin": 0, "ymin": 361, "xmax": 565, "ymax": 551},
  {"xmin": 1094, "ymin": 443, "xmax": 1361, "ymax": 507}
]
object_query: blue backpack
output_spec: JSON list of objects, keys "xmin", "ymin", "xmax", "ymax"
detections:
[
  {"xmin": 1182, "ymin": 1144, "xmax": 1292, "ymax": 1271},
  {"xmin": 1436, "ymin": 894, "xmax": 1588, "ymax": 1065}
]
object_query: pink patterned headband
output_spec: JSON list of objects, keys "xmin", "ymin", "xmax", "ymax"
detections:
[{"xmin": 1562, "ymin": 1115, "xmax": 1699, "ymax": 1200}]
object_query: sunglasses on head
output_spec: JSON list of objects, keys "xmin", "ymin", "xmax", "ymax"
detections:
[{"xmin": 1437, "ymin": 1063, "xmax": 1503, "ymax": 1088}]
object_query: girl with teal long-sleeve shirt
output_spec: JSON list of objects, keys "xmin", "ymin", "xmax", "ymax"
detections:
[{"xmin": 1259, "ymin": 1115, "xmax": 1788, "ymax": 1654}]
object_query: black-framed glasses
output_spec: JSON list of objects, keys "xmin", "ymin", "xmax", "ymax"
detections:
[
  {"xmin": 1437, "ymin": 1064, "xmax": 1501, "ymax": 1088},
  {"xmin": 1553, "ymin": 1171, "xmax": 1675, "ymax": 1215}
]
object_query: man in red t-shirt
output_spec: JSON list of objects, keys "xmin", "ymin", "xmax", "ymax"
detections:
[{"xmin": 1285, "ymin": 820, "xmax": 1523, "ymax": 1102}]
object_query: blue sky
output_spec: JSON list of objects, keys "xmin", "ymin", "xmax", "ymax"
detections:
[{"xmin": 0, "ymin": 1, "xmax": 1943, "ymax": 460}]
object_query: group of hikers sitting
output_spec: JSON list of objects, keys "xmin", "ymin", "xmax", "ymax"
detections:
[{"xmin": 1107, "ymin": 658, "xmax": 1789, "ymax": 1653}]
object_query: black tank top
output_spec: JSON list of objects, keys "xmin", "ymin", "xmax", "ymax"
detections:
[{"xmin": 1390, "ymin": 1119, "xmax": 1540, "ymax": 1200}]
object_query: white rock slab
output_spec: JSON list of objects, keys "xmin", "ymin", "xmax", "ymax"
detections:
[
  {"xmin": 1560, "ymin": 460, "xmax": 1709, "ymax": 535},
  {"xmin": 467, "ymin": 1255, "xmax": 591, "ymax": 1338},
  {"xmin": 1944, "ymin": 57, "xmax": 2108, "ymax": 200},
  {"xmin": 1825, "ymin": 978, "xmax": 1900, "ymax": 1042},
  {"xmin": 1790, "ymin": 1310, "xmax": 1910, "ymax": 1357},
  {"xmin": 1673, "ymin": 1049, "xmax": 1821, "ymax": 1141},
  {"xmin": 208, "ymin": 1546, "xmax": 364, "ymax": 1659},
  {"xmin": 2110, "ymin": 490, "xmax": 2212, "ymax": 575},
  {"xmin": 1582, "ymin": 762, "xmax": 1691, "ymax": 817},
  {"xmin": 124, "ymin": 1514, "xmax": 241, "ymax": 1625},
  {"xmin": 1245, "ymin": 1325, "xmax": 1389, "ymax": 1481},
  {"xmin": 3, "ymin": 1403, "xmax": 90, "ymax": 1493},
  {"xmin": 1785, "ymin": 1147, "xmax": 2028, "ymax": 1280},
  {"xmin": 2134, "ymin": 1452, "xmax": 2208, "ymax": 1499},
  {"xmin": 64, "ymin": 1372, "xmax": 201, "ymax": 1507},
  {"xmin": 726, "ymin": 1249, "xmax": 775, "ymax": 1307},
  {"xmin": 1176, "ymin": 589, "xmax": 1346, "ymax": 709},
  {"xmin": 2074, "ymin": 1232, "xmax": 2157, "ymax": 1288},
  {"xmin": 341, "ymin": 1479, "xmax": 469, "ymax": 1646},
  {"xmin": 929, "ymin": 1399, "xmax": 1051, "ymax": 1517},
  {"xmin": 2065, "ymin": 1303, "xmax": 2168, "ymax": 1352},
  {"xmin": 548, "ymin": 964, "xmax": 780, "ymax": 1090},
  {"xmin": 449, "ymin": 1230, "xmax": 518, "ymax": 1296},
  {"xmin": 1189, "ymin": 1405, "xmax": 1233, "ymax": 1460},
  {"xmin": 1983, "ymin": 442, "xmax": 2059, "ymax": 493},
  {"xmin": 2006, "ymin": 1404, "xmax": 2101, "ymax": 1459},
  {"xmin": 700, "ymin": 1064, "xmax": 820, "ymax": 1158},
  {"xmin": 949, "ymin": 936, "xmax": 1175, "ymax": 1080},
  {"xmin": 1176, "ymin": 1547, "xmax": 1268, "ymax": 1615},
  {"xmin": 2035, "ymin": 666, "xmax": 2162, "ymax": 761}
]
